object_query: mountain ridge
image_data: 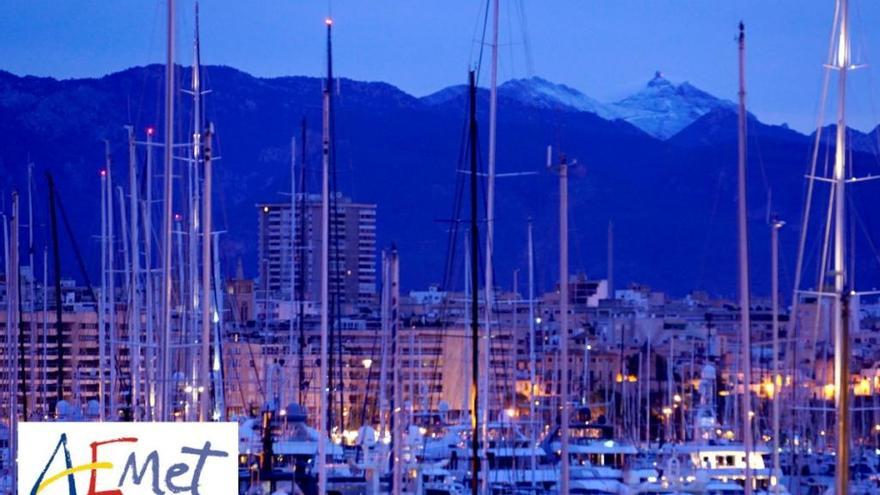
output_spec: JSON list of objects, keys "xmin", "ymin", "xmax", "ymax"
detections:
[{"xmin": 0, "ymin": 64, "xmax": 878, "ymax": 298}]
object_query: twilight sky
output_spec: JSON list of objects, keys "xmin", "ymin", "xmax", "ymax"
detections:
[{"xmin": 3, "ymin": 1, "xmax": 880, "ymax": 132}]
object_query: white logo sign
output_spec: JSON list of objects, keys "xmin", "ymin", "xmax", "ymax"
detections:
[{"xmin": 18, "ymin": 422, "xmax": 238, "ymax": 495}]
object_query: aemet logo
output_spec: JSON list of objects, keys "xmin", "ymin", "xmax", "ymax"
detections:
[{"xmin": 18, "ymin": 423, "xmax": 238, "ymax": 495}]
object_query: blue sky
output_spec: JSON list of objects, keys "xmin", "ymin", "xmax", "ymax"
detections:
[{"xmin": 3, "ymin": 1, "xmax": 880, "ymax": 131}]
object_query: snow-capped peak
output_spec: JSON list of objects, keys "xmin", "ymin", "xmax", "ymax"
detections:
[
  {"xmin": 498, "ymin": 77, "xmax": 618, "ymax": 120},
  {"xmin": 421, "ymin": 72, "xmax": 733, "ymax": 140},
  {"xmin": 611, "ymin": 71, "xmax": 733, "ymax": 139}
]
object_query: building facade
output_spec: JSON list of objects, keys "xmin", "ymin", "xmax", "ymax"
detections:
[{"xmin": 256, "ymin": 194, "xmax": 377, "ymax": 311}]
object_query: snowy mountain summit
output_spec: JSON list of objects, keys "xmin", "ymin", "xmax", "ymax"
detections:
[
  {"xmin": 612, "ymin": 71, "xmax": 734, "ymax": 139},
  {"xmin": 498, "ymin": 77, "xmax": 617, "ymax": 120},
  {"xmin": 483, "ymin": 71, "xmax": 733, "ymax": 140}
]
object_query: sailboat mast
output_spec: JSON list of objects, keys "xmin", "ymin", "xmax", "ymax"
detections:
[
  {"xmin": 7, "ymin": 194, "xmax": 19, "ymax": 490},
  {"xmin": 46, "ymin": 174, "xmax": 64, "ymax": 412},
  {"xmin": 527, "ymin": 220, "xmax": 537, "ymax": 492},
  {"xmin": 390, "ymin": 248, "xmax": 402, "ymax": 495},
  {"xmin": 378, "ymin": 251, "xmax": 389, "ymax": 443},
  {"xmin": 832, "ymin": 0, "xmax": 851, "ymax": 492},
  {"xmin": 27, "ymin": 165, "xmax": 37, "ymax": 411},
  {"xmin": 771, "ymin": 217, "xmax": 784, "ymax": 492},
  {"xmin": 298, "ymin": 119, "xmax": 307, "ymax": 404},
  {"xmin": 200, "ymin": 122, "xmax": 213, "ymax": 421},
  {"xmin": 99, "ymin": 167, "xmax": 108, "ymax": 420},
  {"xmin": 10, "ymin": 193, "xmax": 19, "ymax": 438},
  {"xmin": 144, "ymin": 128, "xmax": 155, "ymax": 421},
  {"xmin": 318, "ymin": 17, "xmax": 334, "ymax": 495},
  {"xmin": 467, "ymin": 69, "xmax": 480, "ymax": 495},
  {"xmin": 160, "ymin": 0, "xmax": 176, "ymax": 422},
  {"xmin": 189, "ymin": 0, "xmax": 203, "ymax": 422},
  {"xmin": 736, "ymin": 22, "xmax": 754, "ymax": 494},
  {"xmin": 127, "ymin": 126, "xmax": 142, "ymax": 420},
  {"xmin": 289, "ymin": 135, "xmax": 296, "ymax": 409},
  {"xmin": 106, "ymin": 142, "xmax": 119, "ymax": 420},
  {"xmin": 481, "ymin": 6, "xmax": 499, "ymax": 482},
  {"xmin": 557, "ymin": 148, "xmax": 571, "ymax": 495},
  {"xmin": 211, "ymin": 231, "xmax": 225, "ymax": 420},
  {"xmin": 116, "ymin": 185, "xmax": 131, "ymax": 418}
]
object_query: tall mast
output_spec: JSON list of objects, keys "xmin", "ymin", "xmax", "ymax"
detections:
[
  {"xmin": 736, "ymin": 22, "xmax": 754, "ymax": 494},
  {"xmin": 189, "ymin": 1, "xmax": 203, "ymax": 421},
  {"xmin": 322, "ymin": 11, "xmax": 341, "ymax": 431},
  {"xmin": 298, "ymin": 119, "xmax": 307, "ymax": 404},
  {"xmin": 527, "ymin": 219, "xmax": 537, "ymax": 492},
  {"xmin": 144, "ymin": 127, "xmax": 156, "ymax": 421},
  {"xmin": 771, "ymin": 217, "xmax": 784, "ymax": 492},
  {"xmin": 160, "ymin": 0, "xmax": 176, "ymax": 421},
  {"xmin": 15, "ymin": 190, "xmax": 26, "ymax": 420},
  {"xmin": 106, "ymin": 141, "xmax": 118, "ymax": 420},
  {"xmin": 9, "ymin": 193, "xmax": 19, "ymax": 484},
  {"xmin": 378, "ymin": 251, "xmax": 389, "ymax": 447},
  {"xmin": 199, "ymin": 121, "xmax": 213, "ymax": 421},
  {"xmin": 99, "ymin": 167, "xmax": 108, "ymax": 421},
  {"xmin": 174, "ymin": 217, "xmax": 186, "ymax": 410},
  {"xmin": 46, "ymin": 174, "xmax": 64, "ymax": 412},
  {"xmin": 318, "ymin": 16, "xmax": 333, "ymax": 495},
  {"xmin": 7, "ymin": 191, "xmax": 19, "ymax": 438},
  {"xmin": 390, "ymin": 248, "xmax": 402, "ymax": 495},
  {"xmin": 555, "ymin": 146, "xmax": 571, "ymax": 495},
  {"xmin": 467, "ymin": 70, "xmax": 481, "ymax": 495},
  {"xmin": 211, "ymin": 231, "xmax": 225, "ymax": 420},
  {"xmin": 288, "ymin": 135, "xmax": 296, "ymax": 410},
  {"xmin": 127, "ymin": 126, "xmax": 142, "ymax": 420},
  {"xmin": 481, "ymin": 5, "xmax": 499, "ymax": 485},
  {"xmin": 27, "ymin": 164, "xmax": 37, "ymax": 412},
  {"xmin": 116, "ymin": 186, "xmax": 131, "ymax": 418},
  {"xmin": 832, "ymin": 0, "xmax": 851, "ymax": 492},
  {"xmin": 463, "ymin": 231, "xmax": 471, "ymax": 417}
]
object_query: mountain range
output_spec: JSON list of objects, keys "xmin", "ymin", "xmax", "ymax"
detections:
[
  {"xmin": 0, "ymin": 64, "xmax": 878, "ymax": 298},
  {"xmin": 424, "ymin": 71, "xmax": 736, "ymax": 140}
]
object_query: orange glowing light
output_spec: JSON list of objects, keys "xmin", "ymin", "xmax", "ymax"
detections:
[{"xmin": 854, "ymin": 378, "xmax": 872, "ymax": 397}]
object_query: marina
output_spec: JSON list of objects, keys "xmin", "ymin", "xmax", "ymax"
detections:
[{"xmin": 2, "ymin": 1, "xmax": 880, "ymax": 494}]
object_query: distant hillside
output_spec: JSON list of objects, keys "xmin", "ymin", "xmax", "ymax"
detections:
[{"xmin": 0, "ymin": 65, "xmax": 878, "ymax": 298}]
